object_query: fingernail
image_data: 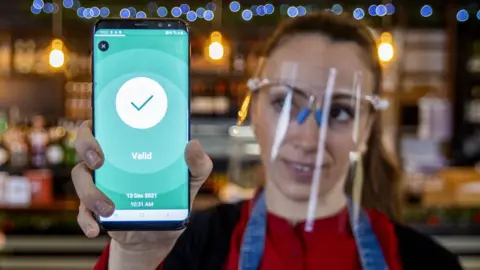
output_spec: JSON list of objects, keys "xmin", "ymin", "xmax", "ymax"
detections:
[
  {"xmin": 193, "ymin": 143, "xmax": 204, "ymax": 160},
  {"xmin": 85, "ymin": 224, "xmax": 94, "ymax": 237},
  {"xmin": 95, "ymin": 201, "xmax": 114, "ymax": 217},
  {"xmin": 86, "ymin": 150, "xmax": 100, "ymax": 168}
]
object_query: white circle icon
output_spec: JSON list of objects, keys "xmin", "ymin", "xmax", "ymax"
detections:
[{"xmin": 116, "ymin": 77, "xmax": 168, "ymax": 129}]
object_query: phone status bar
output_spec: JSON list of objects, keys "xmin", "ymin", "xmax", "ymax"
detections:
[{"xmin": 95, "ymin": 29, "xmax": 186, "ymax": 37}]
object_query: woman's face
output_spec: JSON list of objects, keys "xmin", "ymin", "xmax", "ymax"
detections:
[{"xmin": 251, "ymin": 33, "xmax": 375, "ymax": 201}]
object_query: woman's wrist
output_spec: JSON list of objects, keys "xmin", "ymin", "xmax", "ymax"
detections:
[{"xmin": 108, "ymin": 239, "xmax": 170, "ymax": 270}]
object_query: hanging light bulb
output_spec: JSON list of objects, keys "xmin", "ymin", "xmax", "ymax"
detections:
[{"xmin": 377, "ymin": 32, "xmax": 394, "ymax": 63}]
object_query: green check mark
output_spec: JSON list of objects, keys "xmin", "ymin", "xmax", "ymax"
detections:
[{"xmin": 131, "ymin": 95, "xmax": 154, "ymax": 111}]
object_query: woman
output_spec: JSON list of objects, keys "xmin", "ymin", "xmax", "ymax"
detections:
[{"xmin": 72, "ymin": 13, "xmax": 462, "ymax": 270}]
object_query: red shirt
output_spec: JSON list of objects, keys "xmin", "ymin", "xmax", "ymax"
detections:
[{"xmin": 94, "ymin": 203, "xmax": 402, "ymax": 270}]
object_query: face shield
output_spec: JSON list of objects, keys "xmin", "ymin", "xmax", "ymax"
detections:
[
  {"xmin": 229, "ymin": 57, "xmax": 389, "ymax": 230},
  {"xmin": 232, "ymin": 57, "xmax": 391, "ymax": 270}
]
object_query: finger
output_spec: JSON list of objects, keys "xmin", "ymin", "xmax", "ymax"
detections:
[
  {"xmin": 185, "ymin": 140, "xmax": 213, "ymax": 198},
  {"xmin": 71, "ymin": 162, "xmax": 115, "ymax": 217},
  {"xmin": 77, "ymin": 203, "xmax": 100, "ymax": 238},
  {"xmin": 75, "ymin": 120, "xmax": 104, "ymax": 169}
]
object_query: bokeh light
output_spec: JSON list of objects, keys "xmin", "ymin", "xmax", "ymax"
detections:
[
  {"xmin": 63, "ymin": 0, "xmax": 73, "ymax": 8},
  {"xmin": 457, "ymin": 9, "xmax": 469, "ymax": 22},
  {"xmin": 120, "ymin": 8, "xmax": 130, "ymax": 18},
  {"xmin": 287, "ymin": 6, "xmax": 298, "ymax": 17},
  {"xmin": 297, "ymin": 6, "xmax": 307, "ymax": 16},
  {"xmin": 264, "ymin": 4, "xmax": 274, "ymax": 14},
  {"xmin": 376, "ymin": 5, "xmax": 387, "ymax": 16},
  {"xmin": 157, "ymin": 7, "xmax": 167, "ymax": 17},
  {"xmin": 180, "ymin": 4, "xmax": 190, "ymax": 14},
  {"xmin": 197, "ymin": 7, "xmax": 206, "ymax": 18},
  {"xmin": 353, "ymin": 8, "xmax": 365, "ymax": 20},
  {"xmin": 242, "ymin": 9, "xmax": 253, "ymax": 21},
  {"xmin": 186, "ymin": 11, "xmax": 197, "ymax": 21},
  {"xmin": 420, "ymin": 5, "xmax": 433, "ymax": 17},
  {"xmin": 204, "ymin": 10, "xmax": 214, "ymax": 21},
  {"xmin": 100, "ymin": 7, "xmax": 110, "ymax": 18},
  {"xmin": 171, "ymin": 7, "xmax": 182, "ymax": 17},
  {"xmin": 332, "ymin": 4, "xmax": 343, "ymax": 15},
  {"xmin": 230, "ymin": 1, "xmax": 240, "ymax": 12},
  {"xmin": 136, "ymin": 11, "xmax": 147, "ymax": 18},
  {"xmin": 206, "ymin": 2, "xmax": 216, "ymax": 11}
]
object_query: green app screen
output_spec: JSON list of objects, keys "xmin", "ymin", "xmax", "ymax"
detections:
[{"xmin": 93, "ymin": 29, "xmax": 189, "ymax": 220}]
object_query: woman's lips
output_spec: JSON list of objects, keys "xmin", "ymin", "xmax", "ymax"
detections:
[{"xmin": 281, "ymin": 159, "xmax": 327, "ymax": 181}]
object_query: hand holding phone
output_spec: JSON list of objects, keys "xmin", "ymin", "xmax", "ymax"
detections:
[{"xmin": 71, "ymin": 120, "xmax": 212, "ymax": 243}]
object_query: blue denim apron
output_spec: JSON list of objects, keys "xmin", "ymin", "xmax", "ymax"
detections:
[{"xmin": 239, "ymin": 191, "xmax": 389, "ymax": 270}]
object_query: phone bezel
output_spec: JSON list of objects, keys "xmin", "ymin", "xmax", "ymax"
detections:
[{"xmin": 92, "ymin": 18, "xmax": 191, "ymax": 231}]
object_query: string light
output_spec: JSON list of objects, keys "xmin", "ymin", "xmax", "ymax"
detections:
[
  {"xmin": 376, "ymin": 5, "xmax": 387, "ymax": 16},
  {"xmin": 256, "ymin": 5, "xmax": 265, "ymax": 16},
  {"xmin": 297, "ymin": 6, "xmax": 307, "ymax": 16},
  {"xmin": 204, "ymin": 10, "xmax": 214, "ymax": 21},
  {"xmin": 157, "ymin": 7, "xmax": 167, "ymax": 17},
  {"xmin": 420, "ymin": 5, "xmax": 433, "ymax": 17},
  {"xmin": 62, "ymin": 0, "xmax": 73, "ymax": 9},
  {"xmin": 331, "ymin": 4, "xmax": 343, "ymax": 15},
  {"xmin": 99, "ymin": 7, "xmax": 109, "ymax": 18},
  {"xmin": 250, "ymin": 5, "xmax": 258, "ymax": 16},
  {"xmin": 171, "ymin": 7, "xmax": 182, "ymax": 17},
  {"xmin": 242, "ymin": 9, "xmax": 253, "ymax": 21},
  {"xmin": 128, "ymin": 7, "xmax": 136, "ymax": 17},
  {"xmin": 43, "ymin": 3, "xmax": 54, "ymax": 13},
  {"xmin": 180, "ymin": 4, "xmax": 190, "ymax": 14},
  {"xmin": 33, "ymin": 0, "xmax": 44, "ymax": 10},
  {"xmin": 186, "ymin": 11, "xmax": 197, "ymax": 21},
  {"xmin": 230, "ymin": 1, "xmax": 240, "ymax": 12},
  {"xmin": 30, "ymin": 2, "xmax": 466, "ymax": 23},
  {"xmin": 196, "ymin": 7, "xmax": 206, "ymax": 18},
  {"xmin": 264, "ymin": 4, "xmax": 274, "ymax": 14},
  {"xmin": 457, "ymin": 9, "xmax": 469, "ymax": 22},
  {"xmin": 353, "ymin": 8, "xmax": 365, "ymax": 20},
  {"xmin": 31, "ymin": 5, "xmax": 41, "ymax": 14},
  {"xmin": 119, "ymin": 8, "xmax": 130, "ymax": 18},
  {"xmin": 386, "ymin": 3, "xmax": 395, "ymax": 15},
  {"xmin": 368, "ymin": 5, "xmax": 377, "ymax": 16},
  {"xmin": 77, "ymin": 7, "xmax": 85, "ymax": 17},
  {"xmin": 83, "ymin": 8, "xmax": 92, "ymax": 19},
  {"xmin": 136, "ymin": 11, "xmax": 147, "ymax": 18},
  {"xmin": 287, "ymin": 6, "xmax": 298, "ymax": 17},
  {"xmin": 206, "ymin": 2, "xmax": 216, "ymax": 11},
  {"xmin": 91, "ymin": 7, "xmax": 100, "ymax": 17}
]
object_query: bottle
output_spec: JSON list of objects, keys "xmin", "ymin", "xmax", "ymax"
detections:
[
  {"xmin": 4, "ymin": 107, "xmax": 28, "ymax": 168},
  {"xmin": 418, "ymin": 90, "xmax": 452, "ymax": 142},
  {"xmin": 28, "ymin": 115, "xmax": 50, "ymax": 168},
  {"xmin": 46, "ymin": 121, "xmax": 66, "ymax": 166}
]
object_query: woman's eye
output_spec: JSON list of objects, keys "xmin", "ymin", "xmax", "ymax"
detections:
[
  {"xmin": 330, "ymin": 106, "xmax": 353, "ymax": 122},
  {"xmin": 271, "ymin": 99, "xmax": 285, "ymax": 111}
]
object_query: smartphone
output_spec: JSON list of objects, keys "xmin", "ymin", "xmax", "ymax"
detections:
[{"xmin": 92, "ymin": 19, "xmax": 190, "ymax": 230}]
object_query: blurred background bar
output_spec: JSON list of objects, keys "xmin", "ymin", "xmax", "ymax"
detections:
[{"xmin": 0, "ymin": 0, "xmax": 479, "ymax": 269}]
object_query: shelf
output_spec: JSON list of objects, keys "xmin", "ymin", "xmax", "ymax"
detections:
[{"xmin": 411, "ymin": 224, "xmax": 480, "ymax": 236}]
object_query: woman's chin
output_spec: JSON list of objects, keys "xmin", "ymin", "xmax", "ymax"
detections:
[
  {"xmin": 272, "ymin": 175, "xmax": 339, "ymax": 202},
  {"xmin": 276, "ymin": 182, "xmax": 313, "ymax": 201}
]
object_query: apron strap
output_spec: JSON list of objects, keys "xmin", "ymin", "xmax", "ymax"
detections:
[
  {"xmin": 239, "ymin": 191, "xmax": 267, "ymax": 270},
  {"xmin": 239, "ymin": 191, "xmax": 389, "ymax": 270},
  {"xmin": 348, "ymin": 199, "xmax": 389, "ymax": 270}
]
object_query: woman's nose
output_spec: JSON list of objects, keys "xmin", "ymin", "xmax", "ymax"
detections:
[{"xmin": 293, "ymin": 115, "xmax": 320, "ymax": 152}]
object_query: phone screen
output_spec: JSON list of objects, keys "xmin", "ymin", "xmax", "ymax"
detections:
[{"xmin": 93, "ymin": 27, "xmax": 189, "ymax": 223}]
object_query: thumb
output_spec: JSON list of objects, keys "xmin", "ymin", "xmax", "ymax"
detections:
[{"xmin": 185, "ymin": 140, "xmax": 213, "ymax": 197}]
